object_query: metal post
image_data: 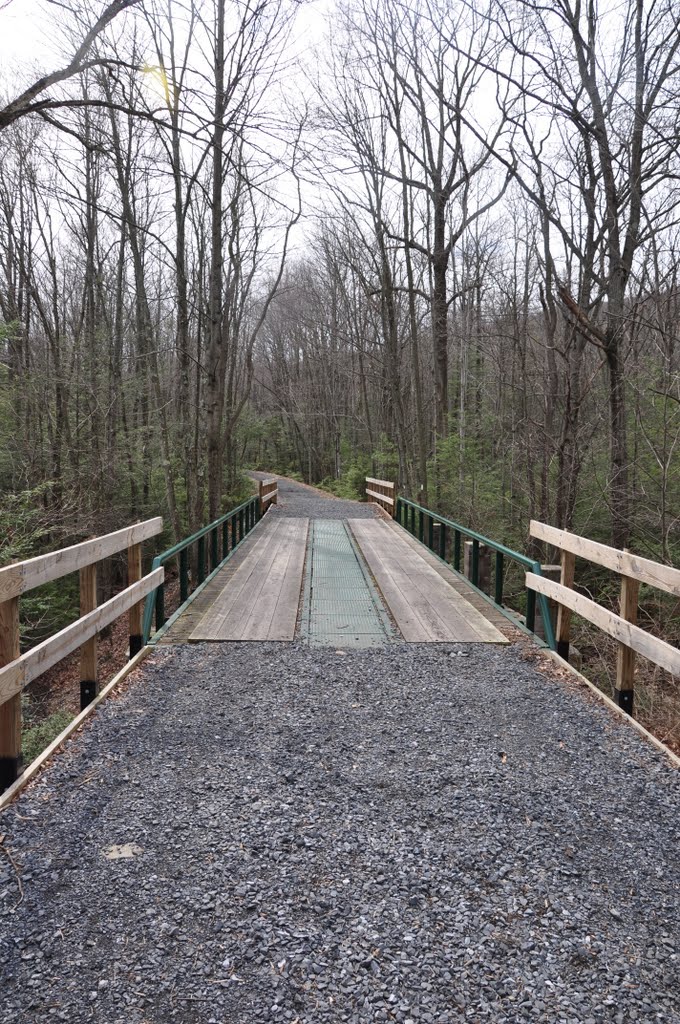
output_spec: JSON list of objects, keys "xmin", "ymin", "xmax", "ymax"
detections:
[
  {"xmin": 439, "ymin": 522, "xmax": 446, "ymax": 559},
  {"xmin": 197, "ymin": 536, "xmax": 206, "ymax": 585},
  {"xmin": 428, "ymin": 515, "xmax": 434, "ymax": 550},
  {"xmin": 526, "ymin": 587, "xmax": 536, "ymax": 633},
  {"xmin": 155, "ymin": 583, "xmax": 166, "ymax": 630},
  {"xmin": 494, "ymin": 551, "xmax": 504, "ymax": 605},
  {"xmin": 418, "ymin": 509, "xmax": 424, "ymax": 543},
  {"xmin": 223, "ymin": 520, "xmax": 230, "ymax": 558},
  {"xmin": 211, "ymin": 526, "xmax": 218, "ymax": 570},
  {"xmin": 180, "ymin": 549, "xmax": 189, "ymax": 603},
  {"xmin": 453, "ymin": 530, "xmax": 461, "ymax": 571}
]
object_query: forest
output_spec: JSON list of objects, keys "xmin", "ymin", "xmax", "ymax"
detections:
[{"xmin": 1, "ymin": 0, "xmax": 679, "ymax": 745}]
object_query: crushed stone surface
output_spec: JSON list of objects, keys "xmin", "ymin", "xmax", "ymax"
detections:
[
  {"xmin": 251, "ymin": 473, "xmax": 380, "ymax": 520},
  {"xmin": 1, "ymin": 641, "xmax": 678, "ymax": 1024}
]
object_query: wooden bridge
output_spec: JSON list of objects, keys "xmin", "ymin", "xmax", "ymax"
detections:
[{"xmin": 0, "ymin": 474, "xmax": 678, "ymax": 1022}]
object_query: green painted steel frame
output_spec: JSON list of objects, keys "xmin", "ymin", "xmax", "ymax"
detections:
[
  {"xmin": 396, "ymin": 496, "xmax": 556, "ymax": 651},
  {"xmin": 141, "ymin": 496, "xmax": 262, "ymax": 644}
]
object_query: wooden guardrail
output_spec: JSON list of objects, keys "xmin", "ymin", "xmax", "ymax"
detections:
[
  {"xmin": 366, "ymin": 477, "xmax": 396, "ymax": 516},
  {"xmin": 259, "ymin": 478, "xmax": 278, "ymax": 508},
  {"xmin": 527, "ymin": 521, "xmax": 680, "ymax": 716},
  {"xmin": 0, "ymin": 518, "xmax": 163, "ymax": 791}
]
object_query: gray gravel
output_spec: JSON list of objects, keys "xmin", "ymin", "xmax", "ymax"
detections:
[
  {"xmin": 1, "ymin": 642, "xmax": 678, "ymax": 1024},
  {"xmin": 251, "ymin": 473, "xmax": 379, "ymax": 520}
]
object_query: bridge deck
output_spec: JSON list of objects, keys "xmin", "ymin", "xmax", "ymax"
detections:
[
  {"xmin": 179, "ymin": 505, "xmax": 507, "ymax": 646},
  {"xmin": 349, "ymin": 519, "xmax": 507, "ymax": 643},
  {"xmin": 189, "ymin": 517, "xmax": 308, "ymax": 642}
]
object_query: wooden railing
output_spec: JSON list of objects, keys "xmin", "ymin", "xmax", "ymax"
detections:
[
  {"xmin": 527, "ymin": 521, "xmax": 680, "ymax": 716},
  {"xmin": 0, "ymin": 519, "xmax": 163, "ymax": 791},
  {"xmin": 365, "ymin": 477, "xmax": 396, "ymax": 516},
  {"xmin": 259, "ymin": 478, "xmax": 278, "ymax": 508}
]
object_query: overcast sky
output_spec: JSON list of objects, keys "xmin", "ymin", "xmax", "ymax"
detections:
[
  {"xmin": 0, "ymin": 0, "xmax": 53, "ymax": 67},
  {"xmin": 0, "ymin": 0, "xmax": 329, "ymax": 77}
]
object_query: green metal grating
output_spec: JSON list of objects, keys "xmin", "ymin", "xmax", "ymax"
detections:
[{"xmin": 300, "ymin": 520, "xmax": 394, "ymax": 648}]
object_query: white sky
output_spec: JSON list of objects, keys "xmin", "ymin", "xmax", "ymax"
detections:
[
  {"xmin": 0, "ymin": 0, "xmax": 53, "ymax": 68},
  {"xmin": 0, "ymin": 0, "xmax": 330, "ymax": 78}
]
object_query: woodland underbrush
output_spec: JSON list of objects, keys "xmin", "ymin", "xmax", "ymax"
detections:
[{"xmin": 574, "ymin": 621, "xmax": 680, "ymax": 756}]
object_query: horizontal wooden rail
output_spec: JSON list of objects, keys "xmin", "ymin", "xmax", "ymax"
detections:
[
  {"xmin": 0, "ymin": 569, "xmax": 163, "ymax": 708},
  {"xmin": 528, "ymin": 520, "xmax": 680, "ymax": 718},
  {"xmin": 0, "ymin": 517, "xmax": 164, "ymax": 793},
  {"xmin": 366, "ymin": 489, "xmax": 394, "ymax": 506},
  {"xmin": 0, "ymin": 518, "xmax": 162, "ymax": 601},
  {"xmin": 365, "ymin": 477, "xmax": 396, "ymax": 516},
  {"xmin": 530, "ymin": 521, "xmax": 680, "ymax": 596},
  {"xmin": 259, "ymin": 478, "xmax": 278, "ymax": 507},
  {"xmin": 526, "ymin": 573, "xmax": 680, "ymax": 678}
]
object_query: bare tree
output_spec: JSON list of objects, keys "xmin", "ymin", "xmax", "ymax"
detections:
[
  {"xmin": 0, "ymin": 1, "xmax": 141, "ymax": 131},
  {"xmin": 485, "ymin": 0, "xmax": 680, "ymax": 545}
]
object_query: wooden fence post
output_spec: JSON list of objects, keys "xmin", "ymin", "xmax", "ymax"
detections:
[
  {"xmin": 0, "ymin": 597, "xmax": 21, "ymax": 790},
  {"xmin": 128, "ymin": 543, "xmax": 143, "ymax": 657},
  {"xmin": 79, "ymin": 564, "xmax": 98, "ymax": 710},
  {"xmin": 615, "ymin": 572, "xmax": 639, "ymax": 715},
  {"xmin": 555, "ymin": 550, "xmax": 575, "ymax": 661}
]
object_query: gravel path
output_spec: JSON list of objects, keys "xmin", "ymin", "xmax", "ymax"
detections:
[
  {"xmin": 1, "ymin": 642, "xmax": 678, "ymax": 1024},
  {"xmin": 251, "ymin": 472, "xmax": 379, "ymax": 520}
]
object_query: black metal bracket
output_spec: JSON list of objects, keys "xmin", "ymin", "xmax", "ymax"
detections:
[
  {"xmin": 80, "ymin": 680, "xmax": 97, "ymax": 711},
  {"xmin": 0, "ymin": 755, "xmax": 21, "ymax": 793},
  {"xmin": 615, "ymin": 688, "xmax": 634, "ymax": 716}
]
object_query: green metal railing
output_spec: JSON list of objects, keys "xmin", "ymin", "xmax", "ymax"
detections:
[
  {"xmin": 395, "ymin": 497, "xmax": 556, "ymax": 650},
  {"xmin": 142, "ymin": 495, "xmax": 261, "ymax": 644}
]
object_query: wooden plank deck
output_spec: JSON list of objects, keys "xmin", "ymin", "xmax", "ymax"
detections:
[
  {"xmin": 189, "ymin": 517, "xmax": 309, "ymax": 642},
  {"xmin": 348, "ymin": 519, "xmax": 508, "ymax": 643},
  {"xmin": 382, "ymin": 520, "xmax": 510, "ymax": 631}
]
